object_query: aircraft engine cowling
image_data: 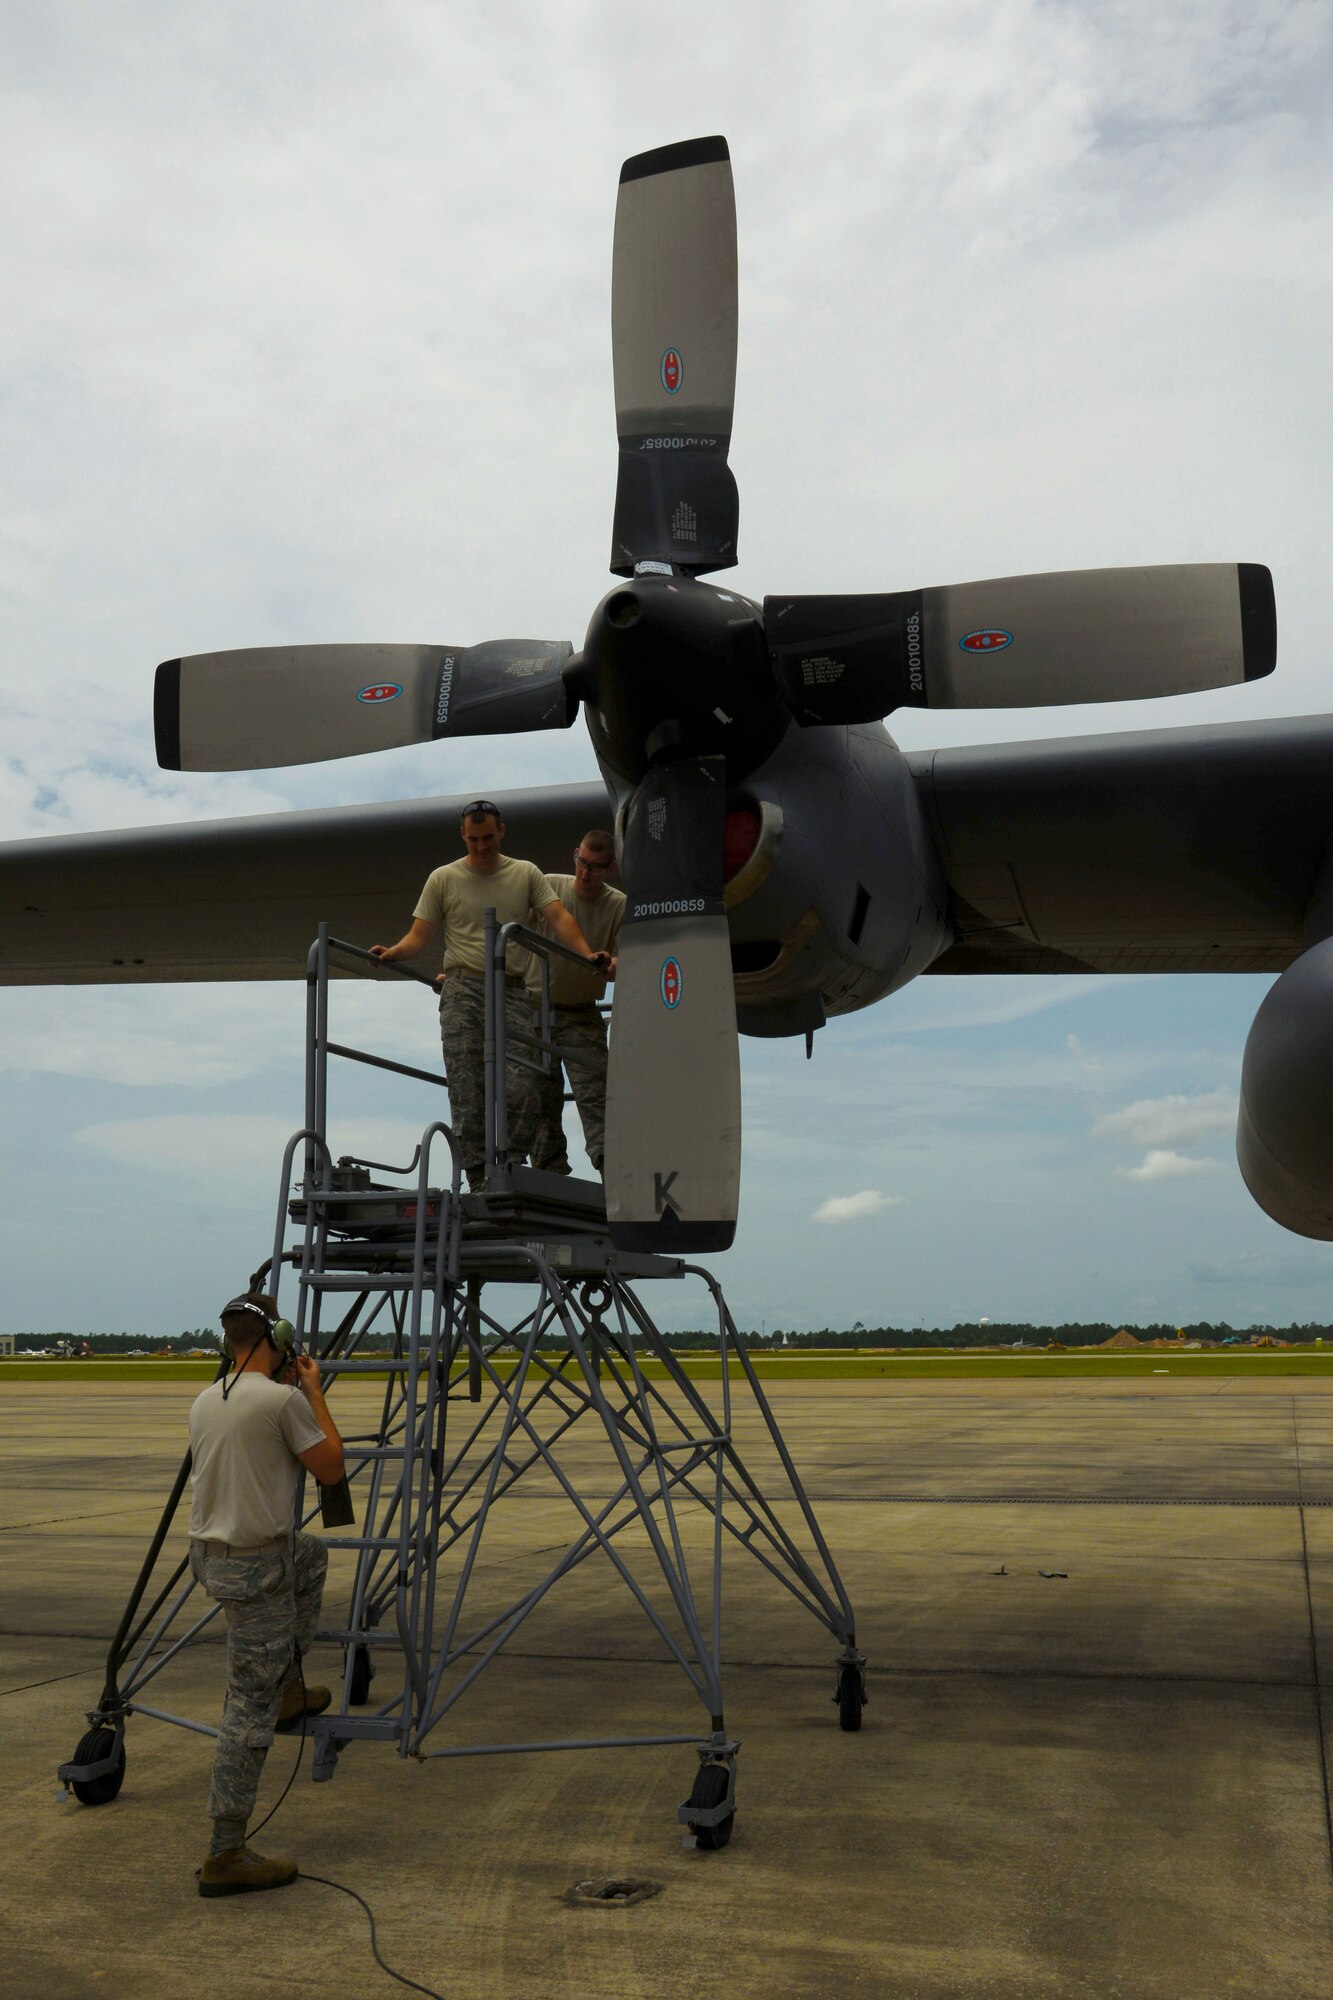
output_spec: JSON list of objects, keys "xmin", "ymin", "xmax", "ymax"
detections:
[{"xmin": 1238, "ymin": 938, "xmax": 1333, "ymax": 1239}]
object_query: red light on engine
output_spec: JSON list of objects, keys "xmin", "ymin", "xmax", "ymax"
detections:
[{"xmin": 723, "ymin": 808, "xmax": 762, "ymax": 883}]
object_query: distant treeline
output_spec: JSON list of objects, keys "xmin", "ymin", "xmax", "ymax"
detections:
[
  {"xmin": 8, "ymin": 1322, "xmax": 1329, "ymax": 1355},
  {"xmin": 712, "ymin": 1322, "xmax": 1333, "ymax": 1349}
]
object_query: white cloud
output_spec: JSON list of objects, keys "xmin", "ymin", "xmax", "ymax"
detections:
[
  {"xmin": 898, "ymin": 977, "xmax": 1142, "ymax": 1034},
  {"xmin": 1096, "ymin": 1087, "xmax": 1238, "ymax": 1187},
  {"xmin": 811, "ymin": 1190, "xmax": 905, "ymax": 1225},
  {"xmin": 73, "ymin": 1113, "xmax": 429, "ymax": 1185},
  {"xmin": 1191, "ymin": 1250, "xmax": 1333, "ymax": 1291},
  {"xmin": 0, "ymin": 986, "xmax": 299, "ymax": 1088},
  {"xmin": 1116, "ymin": 1149, "xmax": 1225, "ymax": 1183},
  {"xmin": 1066, "ymin": 1032, "xmax": 1103, "ymax": 1081},
  {"xmin": 0, "ymin": 978, "xmax": 438, "ymax": 1089},
  {"xmin": 0, "ymin": 5, "xmax": 1329, "ymax": 1336},
  {"xmin": 1094, "ymin": 1088, "xmax": 1238, "ymax": 1151}
]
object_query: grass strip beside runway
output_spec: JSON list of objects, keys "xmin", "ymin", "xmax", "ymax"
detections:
[{"xmin": 4, "ymin": 1351, "xmax": 1333, "ymax": 1383}]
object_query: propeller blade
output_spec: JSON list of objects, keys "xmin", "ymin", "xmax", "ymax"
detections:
[
  {"xmin": 610, "ymin": 136, "xmax": 739, "ymax": 578},
  {"xmin": 155, "ymin": 640, "xmax": 576, "ymax": 771},
  {"xmin": 766, "ymin": 563, "xmax": 1276, "ymax": 723},
  {"xmin": 604, "ymin": 755, "xmax": 741, "ymax": 1253}
]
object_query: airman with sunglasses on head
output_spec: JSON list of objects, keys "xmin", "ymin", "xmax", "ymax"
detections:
[{"xmin": 371, "ymin": 800, "xmax": 608, "ymax": 1191}]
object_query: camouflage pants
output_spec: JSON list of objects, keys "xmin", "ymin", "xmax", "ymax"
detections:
[
  {"xmin": 439, "ymin": 974, "xmax": 539, "ymax": 1177},
  {"xmin": 532, "ymin": 1007, "xmax": 609, "ymax": 1174},
  {"xmin": 189, "ymin": 1531, "xmax": 327, "ymax": 1849}
]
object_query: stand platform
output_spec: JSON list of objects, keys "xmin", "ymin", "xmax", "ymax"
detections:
[{"xmin": 57, "ymin": 927, "xmax": 865, "ymax": 1847}]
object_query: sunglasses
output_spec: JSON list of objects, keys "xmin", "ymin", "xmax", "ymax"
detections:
[
  {"xmin": 574, "ymin": 852, "xmax": 611, "ymax": 870},
  {"xmin": 460, "ymin": 801, "xmax": 502, "ymax": 823}
]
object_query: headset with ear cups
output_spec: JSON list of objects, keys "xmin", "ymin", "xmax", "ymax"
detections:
[{"xmin": 219, "ymin": 1295, "xmax": 297, "ymax": 1375}]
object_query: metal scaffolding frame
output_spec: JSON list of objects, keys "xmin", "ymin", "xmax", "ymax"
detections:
[{"xmin": 58, "ymin": 923, "xmax": 865, "ymax": 1844}]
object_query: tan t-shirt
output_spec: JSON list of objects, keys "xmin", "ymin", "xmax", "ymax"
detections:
[
  {"xmin": 524, "ymin": 874, "xmax": 625, "ymax": 1007},
  {"xmin": 414, "ymin": 854, "xmax": 559, "ymax": 975},
  {"xmin": 188, "ymin": 1373, "xmax": 326, "ymax": 1546}
]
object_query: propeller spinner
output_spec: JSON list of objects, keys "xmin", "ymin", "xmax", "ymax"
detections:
[{"xmin": 154, "ymin": 132, "xmax": 1276, "ymax": 1257}]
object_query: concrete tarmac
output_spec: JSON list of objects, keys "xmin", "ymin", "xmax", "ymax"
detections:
[{"xmin": 3, "ymin": 1373, "xmax": 1332, "ymax": 1998}]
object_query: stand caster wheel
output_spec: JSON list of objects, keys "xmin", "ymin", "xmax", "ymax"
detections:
[
  {"xmin": 347, "ymin": 1645, "xmax": 374, "ymax": 1706},
  {"xmin": 684, "ymin": 1761, "xmax": 734, "ymax": 1849},
  {"xmin": 68, "ymin": 1727, "xmax": 125, "ymax": 1806},
  {"xmin": 835, "ymin": 1663, "xmax": 866, "ymax": 1733}
]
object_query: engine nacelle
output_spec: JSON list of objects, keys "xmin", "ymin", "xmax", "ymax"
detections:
[
  {"xmin": 598, "ymin": 720, "xmax": 951, "ymax": 1040},
  {"xmin": 1238, "ymin": 938, "xmax": 1333, "ymax": 1238}
]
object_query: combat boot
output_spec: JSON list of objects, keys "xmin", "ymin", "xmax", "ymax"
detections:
[
  {"xmin": 198, "ymin": 1845, "xmax": 298, "ymax": 1897},
  {"xmin": 276, "ymin": 1678, "xmax": 332, "ymax": 1732}
]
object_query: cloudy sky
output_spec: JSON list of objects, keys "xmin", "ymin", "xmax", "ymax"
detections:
[{"xmin": 3, "ymin": 1, "xmax": 1331, "ymax": 1337}]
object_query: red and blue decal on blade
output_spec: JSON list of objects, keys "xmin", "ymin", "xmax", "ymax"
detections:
[
  {"xmin": 357, "ymin": 683, "xmax": 403, "ymax": 703},
  {"xmin": 660, "ymin": 957, "xmax": 682, "ymax": 1009},
  {"xmin": 660, "ymin": 348, "xmax": 683, "ymax": 395},
  {"xmin": 958, "ymin": 630, "xmax": 1013, "ymax": 654}
]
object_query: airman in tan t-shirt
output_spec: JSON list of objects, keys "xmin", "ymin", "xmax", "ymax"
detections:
[{"xmin": 370, "ymin": 801, "xmax": 609, "ymax": 1186}]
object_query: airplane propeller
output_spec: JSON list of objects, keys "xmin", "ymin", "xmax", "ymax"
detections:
[
  {"xmin": 609, "ymin": 134, "xmax": 739, "ymax": 578},
  {"xmin": 602, "ymin": 754, "xmax": 741, "ymax": 1253},
  {"xmin": 154, "ymin": 640, "xmax": 576, "ymax": 772},
  {"xmin": 765, "ymin": 562, "xmax": 1276, "ymax": 723},
  {"xmin": 153, "ymin": 133, "xmax": 1275, "ymax": 1258}
]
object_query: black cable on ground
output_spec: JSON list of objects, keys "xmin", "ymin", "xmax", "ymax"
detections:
[
  {"xmin": 2, "ymin": 1664, "xmax": 100, "ymax": 1698},
  {"xmin": 301, "ymin": 1873, "xmax": 448, "ymax": 2000},
  {"xmin": 243, "ymin": 1646, "xmax": 446, "ymax": 1999}
]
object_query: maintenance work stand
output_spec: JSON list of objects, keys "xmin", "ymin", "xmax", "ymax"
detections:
[{"xmin": 58, "ymin": 920, "xmax": 866, "ymax": 1849}]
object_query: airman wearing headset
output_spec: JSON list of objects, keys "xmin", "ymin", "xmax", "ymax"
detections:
[{"xmin": 188, "ymin": 1291, "xmax": 345, "ymax": 1897}]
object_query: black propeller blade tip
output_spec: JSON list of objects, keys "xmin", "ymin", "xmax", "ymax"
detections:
[
  {"xmin": 1238, "ymin": 564, "xmax": 1277, "ymax": 681},
  {"xmin": 619, "ymin": 135, "xmax": 730, "ymax": 184},
  {"xmin": 154, "ymin": 659, "xmax": 182, "ymax": 770},
  {"xmin": 609, "ymin": 1218, "xmax": 737, "ymax": 1254}
]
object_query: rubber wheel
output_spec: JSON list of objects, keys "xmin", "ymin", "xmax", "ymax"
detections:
[
  {"xmin": 837, "ymin": 1667, "xmax": 865, "ymax": 1733},
  {"xmin": 348, "ymin": 1645, "xmax": 373, "ymax": 1706},
  {"xmin": 70, "ymin": 1726, "xmax": 125, "ymax": 1806},
  {"xmin": 687, "ymin": 1761, "xmax": 734, "ymax": 1850}
]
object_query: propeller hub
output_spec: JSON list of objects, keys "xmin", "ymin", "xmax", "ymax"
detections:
[{"xmin": 581, "ymin": 576, "xmax": 786, "ymax": 785}]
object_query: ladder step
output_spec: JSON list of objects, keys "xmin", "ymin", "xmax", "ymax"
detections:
[
  {"xmin": 315, "ymin": 1716, "xmax": 403, "ymax": 1743},
  {"xmin": 317, "ymin": 1629, "xmax": 404, "ymax": 1648},
  {"xmin": 318, "ymin": 1358, "xmax": 425, "ymax": 1373},
  {"xmin": 321, "ymin": 1535, "xmax": 403, "ymax": 1550},
  {"xmin": 305, "ymin": 1274, "xmax": 433, "ymax": 1292},
  {"xmin": 299, "ymin": 1187, "xmax": 449, "ymax": 1203}
]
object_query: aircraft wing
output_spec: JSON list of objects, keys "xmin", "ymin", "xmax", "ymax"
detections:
[
  {"xmin": 0, "ymin": 783, "xmax": 608, "ymax": 983},
  {"xmin": 910, "ymin": 713, "xmax": 1333, "ymax": 975},
  {"xmin": 3, "ymin": 715, "xmax": 1330, "ymax": 987}
]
